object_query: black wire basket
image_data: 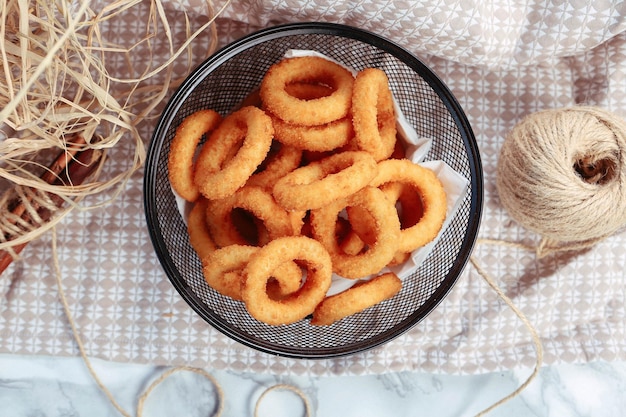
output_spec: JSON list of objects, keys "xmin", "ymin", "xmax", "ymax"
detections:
[{"xmin": 144, "ymin": 22, "xmax": 483, "ymax": 359}]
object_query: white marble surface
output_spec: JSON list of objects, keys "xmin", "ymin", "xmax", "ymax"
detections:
[{"xmin": 1, "ymin": 354, "xmax": 624, "ymax": 417}]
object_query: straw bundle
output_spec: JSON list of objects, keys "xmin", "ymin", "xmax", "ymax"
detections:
[{"xmin": 0, "ymin": 0, "xmax": 229, "ymax": 260}]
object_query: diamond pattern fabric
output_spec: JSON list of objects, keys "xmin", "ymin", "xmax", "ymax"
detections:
[{"xmin": 1, "ymin": 1, "xmax": 625, "ymax": 376}]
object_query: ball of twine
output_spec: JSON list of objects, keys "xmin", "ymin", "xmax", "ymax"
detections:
[{"xmin": 496, "ymin": 106, "xmax": 626, "ymax": 255}]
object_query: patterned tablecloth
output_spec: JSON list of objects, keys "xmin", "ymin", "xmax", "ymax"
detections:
[{"xmin": 1, "ymin": 0, "xmax": 625, "ymax": 376}]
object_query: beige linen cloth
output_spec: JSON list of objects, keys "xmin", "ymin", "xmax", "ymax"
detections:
[{"xmin": 1, "ymin": 0, "xmax": 625, "ymax": 376}]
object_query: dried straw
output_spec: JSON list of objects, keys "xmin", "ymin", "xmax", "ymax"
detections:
[
  {"xmin": 0, "ymin": 0, "xmax": 231, "ymax": 254},
  {"xmin": 2, "ymin": 3, "xmax": 241, "ymax": 414}
]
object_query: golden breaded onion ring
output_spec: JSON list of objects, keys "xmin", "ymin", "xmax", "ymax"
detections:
[
  {"xmin": 168, "ymin": 109, "xmax": 222, "ymax": 202},
  {"xmin": 246, "ymin": 141, "xmax": 302, "ymax": 190},
  {"xmin": 311, "ymin": 272, "xmax": 402, "ymax": 326},
  {"xmin": 194, "ymin": 106, "xmax": 273, "ymax": 200},
  {"xmin": 271, "ymin": 115, "xmax": 353, "ymax": 152},
  {"xmin": 351, "ymin": 68, "xmax": 397, "ymax": 161},
  {"xmin": 368, "ymin": 159, "xmax": 447, "ymax": 253},
  {"xmin": 343, "ymin": 180, "xmax": 425, "ymax": 263},
  {"xmin": 241, "ymin": 236, "xmax": 332, "ymax": 325},
  {"xmin": 310, "ymin": 186, "xmax": 401, "ymax": 279},
  {"xmin": 205, "ymin": 186, "xmax": 296, "ymax": 248},
  {"xmin": 272, "ymin": 151, "xmax": 378, "ymax": 211},
  {"xmin": 202, "ymin": 244, "xmax": 255, "ymax": 300},
  {"xmin": 203, "ymin": 245, "xmax": 303, "ymax": 301},
  {"xmin": 260, "ymin": 56, "xmax": 354, "ymax": 126},
  {"xmin": 284, "ymin": 82, "xmax": 334, "ymax": 100},
  {"xmin": 187, "ymin": 197, "xmax": 218, "ymax": 261}
]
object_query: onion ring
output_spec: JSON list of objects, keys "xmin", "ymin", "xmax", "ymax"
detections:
[
  {"xmin": 338, "ymin": 227, "xmax": 366, "ymax": 256},
  {"xmin": 203, "ymin": 245, "xmax": 303, "ymax": 301},
  {"xmin": 265, "ymin": 261, "xmax": 304, "ymax": 301},
  {"xmin": 343, "ymin": 208, "xmax": 377, "ymax": 248},
  {"xmin": 288, "ymin": 210, "xmax": 308, "ymax": 236},
  {"xmin": 260, "ymin": 56, "xmax": 354, "ymax": 126},
  {"xmin": 390, "ymin": 133, "xmax": 407, "ymax": 159},
  {"xmin": 368, "ymin": 159, "xmax": 447, "ymax": 252},
  {"xmin": 387, "ymin": 251, "xmax": 411, "ymax": 266},
  {"xmin": 194, "ymin": 106, "xmax": 273, "ymax": 200},
  {"xmin": 246, "ymin": 141, "xmax": 302, "ymax": 189},
  {"xmin": 241, "ymin": 236, "xmax": 332, "ymax": 325},
  {"xmin": 204, "ymin": 201, "xmax": 254, "ymax": 248},
  {"xmin": 351, "ymin": 68, "xmax": 397, "ymax": 161},
  {"xmin": 187, "ymin": 197, "xmax": 217, "ymax": 261},
  {"xmin": 238, "ymin": 82, "xmax": 340, "ymax": 109},
  {"xmin": 344, "ymin": 180, "xmax": 424, "ymax": 260},
  {"xmin": 271, "ymin": 115, "xmax": 353, "ymax": 152},
  {"xmin": 236, "ymin": 82, "xmax": 333, "ymax": 112},
  {"xmin": 311, "ymin": 272, "xmax": 402, "ymax": 326},
  {"xmin": 205, "ymin": 186, "xmax": 296, "ymax": 248},
  {"xmin": 202, "ymin": 244, "xmax": 256, "ymax": 300},
  {"xmin": 272, "ymin": 150, "xmax": 378, "ymax": 211},
  {"xmin": 168, "ymin": 109, "xmax": 222, "ymax": 202},
  {"xmin": 382, "ymin": 181, "xmax": 424, "ymax": 229},
  {"xmin": 310, "ymin": 186, "xmax": 401, "ymax": 278}
]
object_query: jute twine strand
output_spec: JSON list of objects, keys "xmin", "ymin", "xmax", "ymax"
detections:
[
  {"xmin": 470, "ymin": 106, "xmax": 626, "ymax": 414},
  {"xmin": 51, "ymin": 231, "xmax": 534, "ymax": 417},
  {"xmin": 52, "ymin": 227, "xmax": 226, "ymax": 417},
  {"xmin": 52, "ymin": 228, "xmax": 134, "ymax": 417},
  {"xmin": 470, "ymin": 239, "xmax": 544, "ymax": 417},
  {"xmin": 54, "ymin": 221, "xmax": 312, "ymax": 416},
  {"xmin": 254, "ymin": 384, "xmax": 312, "ymax": 417},
  {"xmin": 136, "ymin": 366, "xmax": 225, "ymax": 416}
]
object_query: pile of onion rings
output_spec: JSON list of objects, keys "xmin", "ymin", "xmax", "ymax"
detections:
[{"xmin": 167, "ymin": 55, "xmax": 448, "ymax": 326}]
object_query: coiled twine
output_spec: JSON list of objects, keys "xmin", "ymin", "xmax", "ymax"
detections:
[{"xmin": 496, "ymin": 106, "xmax": 626, "ymax": 251}]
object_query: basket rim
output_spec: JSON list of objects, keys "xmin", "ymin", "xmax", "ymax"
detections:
[{"xmin": 143, "ymin": 21, "xmax": 483, "ymax": 359}]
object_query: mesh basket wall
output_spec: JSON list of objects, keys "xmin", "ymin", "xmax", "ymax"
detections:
[{"xmin": 144, "ymin": 23, "xmax": 482, "ymax": 358}]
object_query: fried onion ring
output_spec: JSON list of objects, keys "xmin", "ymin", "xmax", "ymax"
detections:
[
  {"xmin": 204, "ymin": 201, "xmax": 253, "ymax": 248},
  {"xmin": 241, "ymin": 236, "xmax": 332, "ymax": 325},
  {"xmin": 271, "ymin": 115, "xmax": 353, "ymax": 152},
  {"xmin": 311, "ymin": 272, "xmax": 402, "ymax": 326},
  {"xmin": 168, "ymin": 109, "xmax": 222, "ymax": 202},
  {"xmin": 260, "ymin": 56, "xmax": 354, "ymax": 126},
  {"xmin": 344, "ymin": 180, "xmax": 424, "ymax": 260},
  {"xmin": 351, "ymin": 68, "xmax": 397, "ymax": 161},
  {"xmin": 368, "ymin": 159, "xmax": 447, "ymax": 252},
  {"xmin": 272, "ymin": 151, "xmax": 378, "ymax": 211},
  {"xmin": 310, "ymin": 186, "xmax": 401, "ymax": 278},
  {"xmin": 203, "ymin": 245, "xmax": 303, "ymax": 301},
  {"xmin": 382, "ymin": 181, "xmax": 425, "ymax": 229},
  {"xmin": 338, "ymin": 227, "xmax": 366, "ymax": 256},
  {"xmin": 205, "ymin": 186, "xmax": 295, "ymax": 248},
  {"xmin": 202, "ymin": 245, "xmax": 256, "ymax": 300},
  {"xmin": 246, "ymin": 141, "xmax": 302, "ymax": 189},
  {"xmin": 265, "ymin": 261, "xmax": 304, "ymax": 301},
  {"xmin": 194, "ymin": 106, "xmax": 273, "ymax": 200},
  {"xmin": 187, "ymin": 197, "xmax": 217, "ymax": 261}
]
